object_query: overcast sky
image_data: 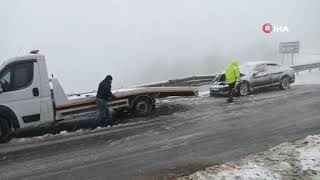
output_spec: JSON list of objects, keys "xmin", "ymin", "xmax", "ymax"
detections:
[{"xmin": 1, "ymin": 0, "xmax": 320, "ymax": 93}]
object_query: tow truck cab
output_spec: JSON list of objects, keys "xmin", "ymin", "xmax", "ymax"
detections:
[
  {"xmin": 0, "ymin": 53, "xmax": 134, "ymax": 133},
  {"xmin": 0, "ymin": 54, "xmax": 54, "ymax": 132}
]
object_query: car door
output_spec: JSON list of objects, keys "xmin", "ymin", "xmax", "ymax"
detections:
[
  {"xmin": 0, "ymin": 60, "xmax": 41, "ymax": 128},
  {"xmin": 266, "ymin": 64, "xmax": 282, "ymax": 84},
  {"xmin": 251, "ymin": 64, "xmax": 272, "ymax": 87}
]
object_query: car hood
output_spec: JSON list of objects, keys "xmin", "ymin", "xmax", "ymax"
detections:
[{"xmin": 212, "ymin": 72, "xmax": 250, "ymax": 85}]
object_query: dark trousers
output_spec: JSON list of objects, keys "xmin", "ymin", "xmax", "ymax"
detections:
[
  {"xmin": 95, "ymin": 98, "xmax": 111, "ymax": 127},
  {"xmin": 227, "ymin": 82, "xmax": 236, "ymax": 101}
]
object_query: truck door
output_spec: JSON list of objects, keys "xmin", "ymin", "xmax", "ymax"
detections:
[
  {"xmin": 252, "ymin": 64, "xmax": 272, "ymax": 87},
  {"xmin": 0, "ymin": 60, "xmax": 42, "ymax": 128}
]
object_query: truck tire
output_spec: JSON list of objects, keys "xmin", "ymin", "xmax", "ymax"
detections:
[
  {"xmin": 132, "ymin": 97, "xmax": 153, "ymax": 117},
  {"xmin": 0, "ymin": 117, "xmax": 12, "ymax": 143},
  {"xmin": 280, "ymin": 77, "xmax": 290, "ymax": 90}
]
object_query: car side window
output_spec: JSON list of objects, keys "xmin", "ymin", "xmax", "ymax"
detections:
[
  {"xmin": 255, "ymin": 64, "xmax": 267, "ymax": 72},
  {"xmin": 0, "ymin": 62, "xmax": 34, "ymax": 92},
  {"xmin": 266, "ymin": 64, "xmax": 280, "ymax": 72}
]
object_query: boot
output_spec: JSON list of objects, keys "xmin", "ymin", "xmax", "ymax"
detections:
[
  {"xmin": 227, "ymin": 97, "xmax": 233, "ymax": 103},
  {"xmin": 109, "ymin": 119, "xmax": 114, "ymax": 127},
  {"xmin": 106, "ymin": 118, "xmax": 114, "ymax": 127}
]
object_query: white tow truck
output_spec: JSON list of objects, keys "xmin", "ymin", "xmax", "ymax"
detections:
[{"xmin": 0, "ymin": 51, "xmax": 198, "ymax": 143}]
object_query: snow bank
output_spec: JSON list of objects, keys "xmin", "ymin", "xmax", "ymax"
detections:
[
  {"xmin": 11, "ymin": 129, "xmax": 87, "ymax": 144},
  {"xmin": 188, "ymin": 163, "xmax": 280, "ymax": 180},
  {"xmin": 298, "ymin": 135, "xmax": 320, "ymax": 179},
  {"xmin": 179, "ymin": 134, "xmax": 320, "ymax": 180}
]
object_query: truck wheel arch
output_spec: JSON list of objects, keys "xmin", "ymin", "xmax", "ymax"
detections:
[
  {"xmin": 0, "ymin": 105, "xmax": 20, "ymax": 130},
  {"xmin": 130, "ymin": 95, "xmax": 156, "ymax": 107}
]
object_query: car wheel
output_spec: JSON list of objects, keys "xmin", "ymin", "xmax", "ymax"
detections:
[
  {"xmin": 0, "ymin": 117, "xmax": 12, "ymax": 143},
  {"xmin": 280, "ymin": 77, "xmax": 290, "ymax": 90},
  {"xmin": 239, "ymin": 82, "xmax": 250, "ymax": 96}
]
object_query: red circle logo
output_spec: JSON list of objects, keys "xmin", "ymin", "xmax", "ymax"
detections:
[{"xmin": 262, "ymin": 23, "xmax": 273, "ymax": 33}]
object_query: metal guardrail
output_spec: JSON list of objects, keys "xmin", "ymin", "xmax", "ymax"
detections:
[
  {"xmin": 141, "ymin": 74, "xmax": 217, "ymax": 87},
  {"xmin": 141, "ymin": 62, "xmax": 320, "ymax": 87},
  {"xmin": 291, "ymin": 62, "xmax": 320, "ymax": 72}
]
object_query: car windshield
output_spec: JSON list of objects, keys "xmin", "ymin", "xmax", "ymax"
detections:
[{"xmin": 239, "ymin": 64, "xmax": 255, "ymax": 74}]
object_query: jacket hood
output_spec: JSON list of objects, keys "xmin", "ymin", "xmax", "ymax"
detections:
[{"xmin": 231, "ymin": 60, "xmax": 239, "ymax": 66}]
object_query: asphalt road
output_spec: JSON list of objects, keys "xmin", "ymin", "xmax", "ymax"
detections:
[{"xmin": 0, "ymin": 85, "xmax": 320, "ymax": 180}]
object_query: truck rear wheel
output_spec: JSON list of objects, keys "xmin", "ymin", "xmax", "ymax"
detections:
[
  {"xmin": 0, "ymin": 117, "xmax": 12, "ymax": 143},
  {"xmin": 132, "ymin": 97, "xmax": 153, "ymax": 117}
]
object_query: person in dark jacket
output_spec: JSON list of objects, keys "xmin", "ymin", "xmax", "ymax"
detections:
[{"xmin": 95, "ymin": 75, "xmax": 114, "ymax": 127}]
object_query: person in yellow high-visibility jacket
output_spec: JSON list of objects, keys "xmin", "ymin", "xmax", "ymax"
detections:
[{"xmin": 225, "ymin": 60, "xmax": 241, "ymax": 102}]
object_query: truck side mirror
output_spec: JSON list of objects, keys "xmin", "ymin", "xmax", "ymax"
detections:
[{"xmin": 252, "ymin": 71, "xmax": 259, "ymax": 77}]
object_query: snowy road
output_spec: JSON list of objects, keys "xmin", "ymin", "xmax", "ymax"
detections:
[{"xmin": 0, "ymin": 85, "xmax": 320, "ymax": 180}]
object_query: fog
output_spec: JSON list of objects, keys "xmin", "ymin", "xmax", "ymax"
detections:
[
  {"xmin": 294, "ymin": 70, "xmax": 320, "ymax": 85},
  {"xmin": 1, "ymin": 0, "xmax": 320, "ymax": 93}
]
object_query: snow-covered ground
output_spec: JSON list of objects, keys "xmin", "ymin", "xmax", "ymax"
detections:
[
  {"xmin": 7, "ymin": 121, "xmax": 144, "ymax": 146},
  {"xmin": 179, "ymin": 134, "xmax": 320, "ymax": 180}
]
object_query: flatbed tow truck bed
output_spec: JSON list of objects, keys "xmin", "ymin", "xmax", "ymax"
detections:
[{"xmin": 52, "ymin": 78, "xmax": 198, "ymax": 121}]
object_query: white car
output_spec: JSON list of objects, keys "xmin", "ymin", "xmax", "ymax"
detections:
[{"xmin": 210, "ymin": 61, "xmax": 296, "ymax": 97}]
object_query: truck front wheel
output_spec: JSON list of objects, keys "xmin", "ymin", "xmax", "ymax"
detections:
[
  {"xmin": 0, "ymin": 117, "xmax": 12, "ymax": 143},
  {"xmin": 132, "ymin": 97, "xmax": 153, "ymax": 117}
]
